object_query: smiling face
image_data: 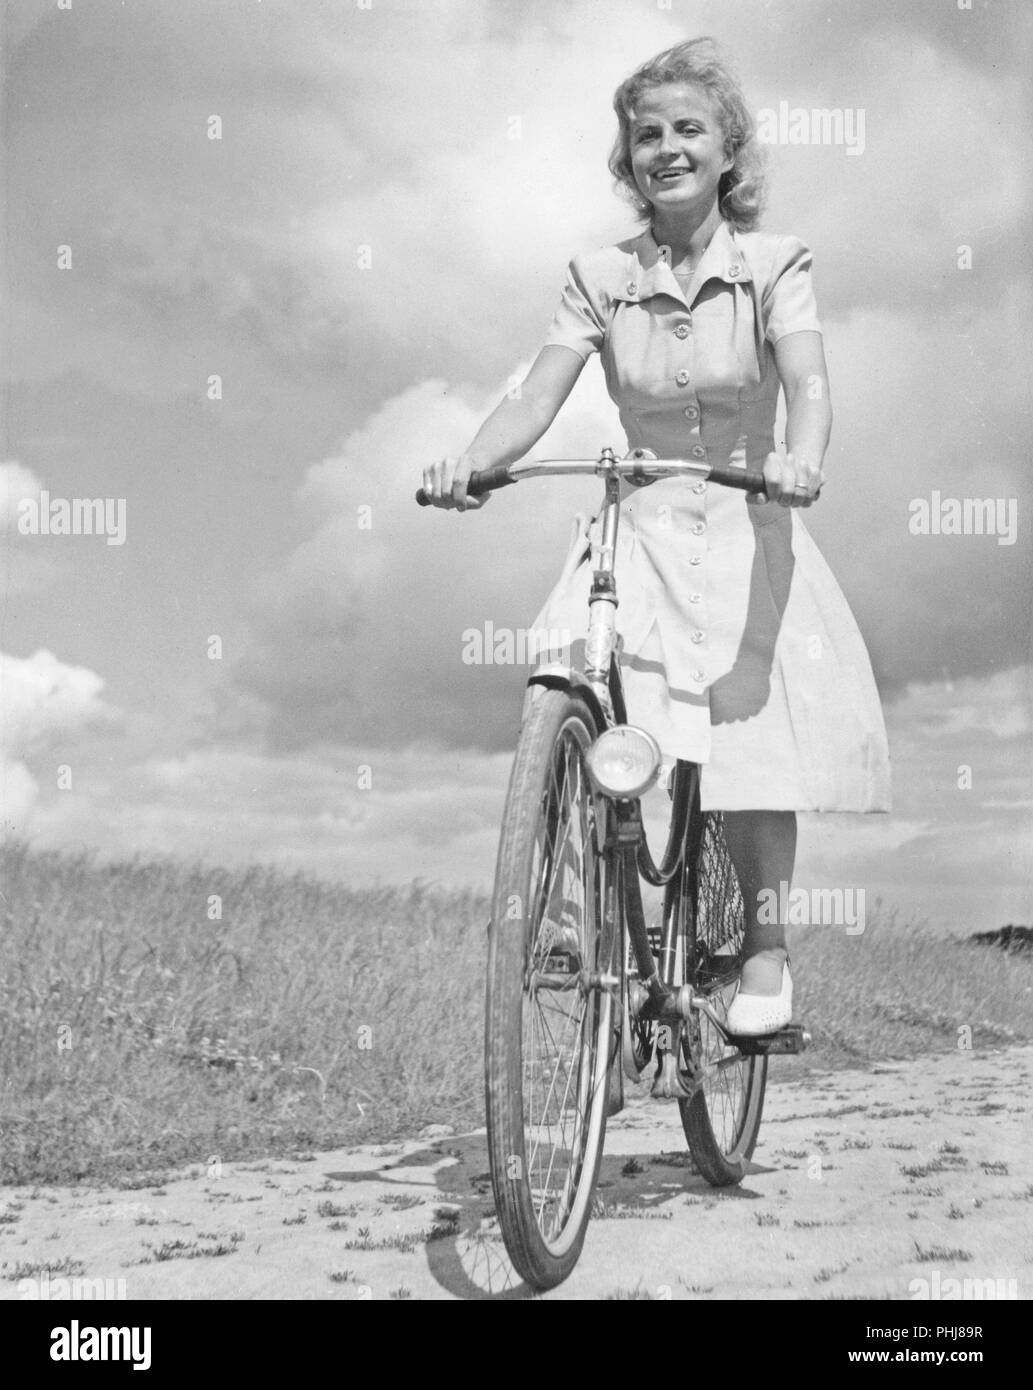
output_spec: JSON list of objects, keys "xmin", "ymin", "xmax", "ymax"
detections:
[{"xmin": 628, "ymin": 82, "xmax": 733, "ymax": 215}]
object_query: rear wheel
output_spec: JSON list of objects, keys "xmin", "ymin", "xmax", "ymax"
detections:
[
  {"xmin": 679, "ymin": 796, "xmax": 767, "ymax": 1185},
  {"xmin": 485, "ymin": 688, "xmax": 617, "ymax": 1290}
]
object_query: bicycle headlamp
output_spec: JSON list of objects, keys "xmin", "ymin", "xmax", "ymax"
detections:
[{"xmin": 586, "ymin": 726, "xmax": 661, "ymax": 799}]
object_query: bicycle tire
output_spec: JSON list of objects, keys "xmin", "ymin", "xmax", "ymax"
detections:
[
  {"xmin": 679, "ymin": 798, "xmax": 767, "ymax": 1186},
  {"xmin": 606, "ymin": 852, "xmax": 627, "ymax": 1115},
  {"xmin": 485, "ymin": 687, "xmax": 617, "ymax": 1289}
]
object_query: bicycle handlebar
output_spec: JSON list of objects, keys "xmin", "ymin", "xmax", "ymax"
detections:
[{"xmin": 415, "ymin": 452, "xmax": 782, "ymax": 506}]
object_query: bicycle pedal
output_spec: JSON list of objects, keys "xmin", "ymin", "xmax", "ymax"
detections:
[{"xmin": 728, "ymin": 1023, "xmax": 810, "ymax": 1055}]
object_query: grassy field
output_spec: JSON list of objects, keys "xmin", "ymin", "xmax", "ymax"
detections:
[{"xmin": 1, "ymin": 842, "xmax": 1030, "ymax": 1186}]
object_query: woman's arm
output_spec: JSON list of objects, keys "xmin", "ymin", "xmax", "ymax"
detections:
[
  {"xmin": 778, "ymin": 329, "xmax": 832, "ymax": 470},
  {"xmin": 423, "ymin": 345, "xmax": 586, "ymax": 510},
  {"xmin": 760, "ymin": 330, "xmax": 832, "ymax": 507}
]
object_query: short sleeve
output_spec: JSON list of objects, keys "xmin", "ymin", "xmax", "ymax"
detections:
[
  {"xmin": 762, "ymin": 236, "xmax": 823, "ymax": 344},
  {"xmin": 542, "ymin": 255, "xmax": 606, "ymax": 360}
]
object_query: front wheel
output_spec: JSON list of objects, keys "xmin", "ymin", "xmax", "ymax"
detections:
[{"xmin": 485, "ymin": 688, "xmax": 617, "ymax": 1290}]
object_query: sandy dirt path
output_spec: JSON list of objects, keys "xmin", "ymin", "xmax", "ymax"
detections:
[{"xmin": 2, "ymin": 1047, "xmax": 1031, "ymax": 1301}]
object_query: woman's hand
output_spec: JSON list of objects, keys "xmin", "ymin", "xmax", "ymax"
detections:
[
  {"xmin": 749, "ymin": 450, "xmax": 824, "ymax": 508},
  {"xmin": 421, "ymin": 454, "xmax": 492, "ymax": 511}
]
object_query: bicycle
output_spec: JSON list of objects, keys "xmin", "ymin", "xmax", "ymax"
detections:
[{"xmin": 416, "ymin": 447, "xmax": 810, "ymax": 1291}]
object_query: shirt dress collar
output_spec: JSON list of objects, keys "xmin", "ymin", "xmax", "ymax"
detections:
[{"xmin": 613, "ymin": 219, "xmax": 752, "ymax": 308}]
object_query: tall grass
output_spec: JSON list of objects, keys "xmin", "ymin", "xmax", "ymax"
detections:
[
  {"xmin": 790, "ymin": 903, "xmax": 1033, "ymax": 1064},
  {"xmin": 0, "ymin": 843, "xmax": 486, "ymax": 1185},
  {"xmin": 0, "ymin": 844, "xmax": 1030, "ymax": 1185}
]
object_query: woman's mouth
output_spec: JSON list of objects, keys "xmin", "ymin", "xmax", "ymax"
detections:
[{"xmin": 653, "ymin": 167, "xmax": 692, "ymax": 183}]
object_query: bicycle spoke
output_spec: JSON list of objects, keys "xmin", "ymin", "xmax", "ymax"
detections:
[
  {"xmin": 532, "ymin": 747, "xmax": 584, "ymax": 951},
  {"xmin": 526, "ymin": 993, "xmax": 589, "ymax": 1232}
]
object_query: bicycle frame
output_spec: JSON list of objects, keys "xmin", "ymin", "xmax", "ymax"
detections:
[
  {"xmin": 517, "ymin": 451, "xmax": 682, "ymax": 1033},
  {"xmin": 517, "ymin": 448, "xmax": 808, "ymax": 1083}
]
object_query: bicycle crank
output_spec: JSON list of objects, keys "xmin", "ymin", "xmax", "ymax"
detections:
[{"xmin": 649, "ymin": 1019, "xmax": 696, "ymax": 1101}]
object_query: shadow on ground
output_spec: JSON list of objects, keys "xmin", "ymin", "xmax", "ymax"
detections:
[{"xmin": 325, "ymin": 1133, "xmax": 772, "ymax": 1299}]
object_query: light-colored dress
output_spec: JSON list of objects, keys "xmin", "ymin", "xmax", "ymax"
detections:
[{"xmin": 531, "ymin": 220, "xmax": 891, "ymax": 812}]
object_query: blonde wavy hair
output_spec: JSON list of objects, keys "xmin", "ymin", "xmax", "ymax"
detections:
[{"xmin": 608, "ymin": 37, "xmax": 766, "ymax": 231}]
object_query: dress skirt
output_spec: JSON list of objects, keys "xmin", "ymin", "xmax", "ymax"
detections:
[{"xmin": 529, "ymin": 477, "xmax": 892, "ymax": 813}]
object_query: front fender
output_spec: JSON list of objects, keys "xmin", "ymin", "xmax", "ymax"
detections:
[
  {"xmin": 523, "ymin": 664, "xmax": 616, "ymax": 855},
  {"xmin": 523, "ymin": 662, "xmax": 612, "ymax": 735}
]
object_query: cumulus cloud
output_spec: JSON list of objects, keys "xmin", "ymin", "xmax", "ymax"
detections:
[
  {"xmin": 0, "ymin": 648, "xmax": 108, "ymax": 749},
  {"xmin": 233, "ymin": 363, "xmax": 622, "ymax": 751},
  {"xmin": 0, "ymin": 648, "xmax": 113, "ymax": 835}
]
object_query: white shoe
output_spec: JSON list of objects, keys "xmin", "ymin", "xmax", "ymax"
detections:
[{"xmin": 725, "ymin": 956, "xmax": 793, "ymax": 1037}]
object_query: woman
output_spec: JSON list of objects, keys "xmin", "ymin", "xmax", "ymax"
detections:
[{"xmin": 422, "ymin": 38, "xmax": 890, "ymax": 1035}]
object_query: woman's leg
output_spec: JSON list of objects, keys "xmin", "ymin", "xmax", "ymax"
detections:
[{"xmin": 722, "ymin": 810, "xmax": 796, "ymax": 995}]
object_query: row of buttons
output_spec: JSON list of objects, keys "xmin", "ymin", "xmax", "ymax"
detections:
[
  {"xmin": 685, "ymin": 305, "xmax": 707, "ymax": 678},
  {"xmin": 621, "ymin": 271, "xmax": 718, "ymax": 691}
]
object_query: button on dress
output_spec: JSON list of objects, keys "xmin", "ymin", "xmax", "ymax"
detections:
[{"xmin": 530, "ymin": 220, "xmax": 891, "ymax": 812}]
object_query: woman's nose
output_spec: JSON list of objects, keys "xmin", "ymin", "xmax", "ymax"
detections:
[{"xmin": 657, "ymin": 126, "xmax": 680, "ymax": 155}]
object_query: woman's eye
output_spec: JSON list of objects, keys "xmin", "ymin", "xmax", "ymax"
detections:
[{"xmin": 634, "ymin": 124, "xmax": 702, "ymax": 143}]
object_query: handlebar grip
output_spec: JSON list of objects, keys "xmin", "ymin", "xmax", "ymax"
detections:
[
  {"xmin": 707, "ymin": 464, "xmax": 767, "ymax": 493},
  {"xmin": 415, "ymin": 462, "xmax": 515, "ymax": 507},
  {"xmin": 708, "ymin": 464, "xmax": 821, "ymax": 501}
]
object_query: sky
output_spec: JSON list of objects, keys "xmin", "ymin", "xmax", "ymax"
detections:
[{"xmin": 1, "ymin": 0, "xmax": 1031, "ymax": 934}]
